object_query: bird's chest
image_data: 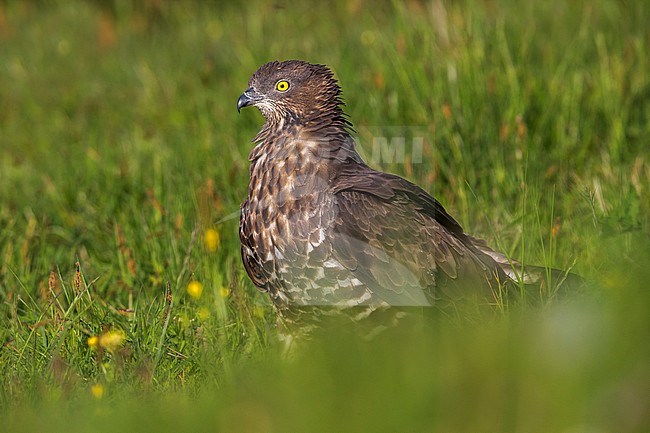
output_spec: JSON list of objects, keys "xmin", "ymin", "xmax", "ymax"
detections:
[
  {"xmin": 244, "ymin": 179, "xmax": 333, "ymax": 260},
  {"xmin": 240, "ymin": 153, "xmax": 340, "ymax": 301}
]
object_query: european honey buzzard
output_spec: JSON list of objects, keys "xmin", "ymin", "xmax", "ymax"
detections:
[{"xmin": 237, "ymin": 60, "xmax": 577, "ymax": 321}]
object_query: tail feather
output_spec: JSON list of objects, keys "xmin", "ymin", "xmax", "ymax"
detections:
[{"xmin": 467, "ymin": 235, "xmax": 585, "ymax": 293}]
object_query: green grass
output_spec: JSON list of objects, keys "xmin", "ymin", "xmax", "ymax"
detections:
[{"xmin": 1, "ymin": 1, "xmax": 649, "ymax": 431}]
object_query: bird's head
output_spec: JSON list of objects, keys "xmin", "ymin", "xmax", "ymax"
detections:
[{"xmin": 237, "ymin": 60, "xmax": 344, "ymax": 125}]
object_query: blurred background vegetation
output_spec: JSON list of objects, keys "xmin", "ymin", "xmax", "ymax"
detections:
[{"xmin": 0, "ymin": 0, "xmax": 648, "ymax": 432}]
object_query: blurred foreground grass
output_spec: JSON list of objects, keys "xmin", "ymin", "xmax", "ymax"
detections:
[{"xmin": 0, "ymin": 0, "xmax": 648, "ymax": 431}]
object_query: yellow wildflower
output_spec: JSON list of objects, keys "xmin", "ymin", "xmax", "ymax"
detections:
[
  {"xmin": 204, "ymin": 229, "xmax": 220, "ymax": 252},
  {"xmin": 197, "ymin": 307, "xmax": 210, "ymax": 320},
  {"xmin": 90, "ymin": 383, "xmax": 104, "ymax": 399},
  {"xmin": 187, "ymin": 281, "xmax": 203, "ymax": 299},
  {"xmin": 99, "ymin": 330, "xmax": 125, "ymax": 352},
  {"xmin": 87, "ymin": 335, "xmax": 99, "ymax": 349},
  {"xmin": 218, "ymin": 287, "xmax": 230, "ymax": 298}
]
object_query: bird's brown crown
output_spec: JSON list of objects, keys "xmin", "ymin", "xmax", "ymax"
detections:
[{"xmin": 242, "ymin": 60, "xmax": 346, "ymax": 125}]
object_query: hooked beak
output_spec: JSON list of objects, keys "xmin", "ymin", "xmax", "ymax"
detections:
[{"xmin": 237, "ymin": 88, "xmax": 260, "ymax": 113}]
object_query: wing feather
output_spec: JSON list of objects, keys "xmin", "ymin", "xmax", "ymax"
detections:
[{"xmin": 330, "ymin": 169, "xmax": 507, "ymax": 304}]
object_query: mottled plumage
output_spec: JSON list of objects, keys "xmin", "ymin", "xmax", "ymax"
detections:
[{"xmin": 237, "ymin": 60, "xmax": 575, "ymax": 322}]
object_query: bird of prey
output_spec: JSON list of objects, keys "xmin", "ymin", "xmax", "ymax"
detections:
[{"xmin": 237, "ymin": 60, "xmax": 576, "ymax": 321}]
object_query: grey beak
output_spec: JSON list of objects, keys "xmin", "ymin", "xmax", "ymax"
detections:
[{"xmin": 237, "ymin": 88, "xmax": 256, "ymax": 113}]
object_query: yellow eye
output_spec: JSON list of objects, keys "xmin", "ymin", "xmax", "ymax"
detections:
[{"xmin": 275, "ymin": 80, "xmax": 290, "ymax": 92}]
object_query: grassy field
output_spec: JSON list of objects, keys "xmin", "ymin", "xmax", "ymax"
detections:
[{"xmin": 1, "ymin": 1, "xmax": 649, "ymax": 431}]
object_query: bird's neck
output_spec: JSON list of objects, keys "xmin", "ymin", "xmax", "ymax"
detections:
[
  {"xmin": 247, "ymin": 122, "xmax": 364, "ymax": 202},
  {"xmin": 250, "ymin": 113, "xmax": 361, "ymax": 162}
]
